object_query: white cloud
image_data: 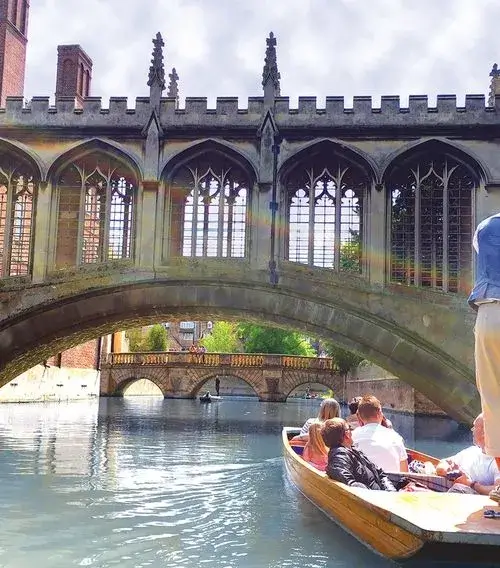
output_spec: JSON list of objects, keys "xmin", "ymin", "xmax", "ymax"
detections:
[{"xmin": 24, "ymin": 0, "xmax": 500, "ymax": 106}]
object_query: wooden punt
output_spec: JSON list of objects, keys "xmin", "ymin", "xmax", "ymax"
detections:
[{"xmin": 282, "ymin": 427, "xmax": 500, "ymax": 562}]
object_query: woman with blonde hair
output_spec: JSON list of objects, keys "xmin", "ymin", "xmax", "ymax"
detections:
[
  {"xmin": 299, "ymin": 397, "xmax": 340, "ymax": 438},
  {"xmin": 302, "ymin": 422, "xmax": 329, "ymax": 471}
]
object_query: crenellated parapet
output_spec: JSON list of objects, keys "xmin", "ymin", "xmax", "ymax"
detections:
[{"xmin": 0, "ymin": 92, "xmax": 499, "ymax": 132}]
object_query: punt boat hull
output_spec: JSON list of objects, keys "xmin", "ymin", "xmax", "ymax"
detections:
[{"xmin": 282, "ymin": 427, "xmax": 500, "ymax": 562}]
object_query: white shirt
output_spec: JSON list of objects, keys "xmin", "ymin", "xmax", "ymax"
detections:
[
  {"xmin": 450, "ymin": 446, "xmax": 500, "ymax": 486},
  {"xmin": 352, "ymin": 423, "xmax": 407, "ymax": 472}
]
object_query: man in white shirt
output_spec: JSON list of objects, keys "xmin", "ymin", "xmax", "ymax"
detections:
[
  {"xmin": 352, "ymin": 395, "xmax": 408, "ymax": 472},
  {"xmin": 435, "ymin": 413, "xmax": 500, "ymax": 495}
]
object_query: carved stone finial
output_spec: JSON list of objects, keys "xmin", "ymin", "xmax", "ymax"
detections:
[
  {"xmin": 167, "ymin": 67, "xmax": 179, "ymax": 99},
  {"xmin": 262, "ymin": 31, "xmax": 281, "ymax": 101},
  {"xmin": 488, "ymin": 63, "xmax": 500, "ymax": 106},
  {"xmin": 148, "ymin": 32, "xmax": 166, "ymax": 91}
]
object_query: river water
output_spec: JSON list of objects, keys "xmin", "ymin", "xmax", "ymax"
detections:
[{"xmin": 0, "ymin": 397, "xmax": 494, "ymax": 568}]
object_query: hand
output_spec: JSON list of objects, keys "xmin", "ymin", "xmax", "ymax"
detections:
[{"xmin": 453, "ymin": 473, "xmax": 472, "ymax": 486}]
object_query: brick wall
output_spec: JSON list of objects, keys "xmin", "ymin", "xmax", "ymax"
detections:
[
  {"xmin": 0, "ymin": 0, "xmax": 28, "ymax": 106},
  {"xmin": 60, "ymin": 339, "xmax": 100, "ymax": 369}
]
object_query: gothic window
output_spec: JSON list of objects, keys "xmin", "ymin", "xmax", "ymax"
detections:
[
  {"xmin": 285, "ymin": 152, "xmax": 367, "ymax": 272},
  {"xmin": 387, "ymin": 152, "xmax": 476, "ymax": 293},
  {"xmin": 56, "ymin": 153, "xmax": 136, "ymax": 266},
  {"xmin": 0, "ymin": 153, "xmax": 37, "ymax": 278},
  {"xmin": 170, "ymin": 154, "xmax": 249, "ymax": 258}
]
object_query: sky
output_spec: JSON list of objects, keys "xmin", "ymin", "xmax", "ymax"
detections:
[{"xmin": 24, "ymin": 0, "xmax": 500, "ymax": 108}]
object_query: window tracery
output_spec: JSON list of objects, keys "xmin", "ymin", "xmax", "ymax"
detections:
[
  {"xmin": 285, "ymin": 154, "xmax": 366, "ymax": 271},
  {"xmin": 56, "ymin": 153, "xmax": 136, "ymax": 266},
  {"xmin": 0, "ymin": 152, "xmax": 37, "ymax": 278},
  {"xmin": 170, "ymin": 154, "xmax": 249, "ymax": 258},
  {"xmin": 388, "ymin": 153, "xmax": 475, "ymax": 293}
]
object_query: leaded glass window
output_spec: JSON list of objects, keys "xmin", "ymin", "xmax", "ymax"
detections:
[
  {"xmin": 285, "ymin": 155, "xmax": 366, "ymax": 271},
  {"xmin": 56, "ymin": 153, "xmax": 136, "ymax": 266},
  {"xmin": 171, "ymin": 155, "xmax": 249, "ymax": 258},
  {"xmin": 0, "ymin": 152, "xmax": 37, "ymax": 278},
  {"xmin": 388, "ymin": 153, "xmax": 475, "ymax": 293}
]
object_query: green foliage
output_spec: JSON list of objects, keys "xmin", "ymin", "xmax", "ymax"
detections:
[
  {"xmin": 238, "ymin": 323, "xmax": 316, "ymax": 356},
  {"xmin": 145, "ymin": 324, "xmax": 169, "ymax": 352},
  {"xmin": 340, "ymin": 230, "xmax": 361, "ymax": 272},
  {"xmin": 323, "ymin": 342, "xmax": 363, "ymax": 376},
  {"xmin": 200, "ymin": 321, "xmax": 241, "ymax": 353},
  {"xmin": 125, "ymin": 327, "xmax": 148, "ymax": 352}
]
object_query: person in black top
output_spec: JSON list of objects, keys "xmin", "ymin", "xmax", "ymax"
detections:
[
  {"xmin": 215, "ymin": 377, "xmax": 220, "ymax": 396},
  {"xmin": 321, "ymin": 417, "xmax": 396, "ymax": 491}
]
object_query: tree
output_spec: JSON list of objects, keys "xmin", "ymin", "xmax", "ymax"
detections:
[
  {"xmin": 145, "ymin": 324, "xmax": 169, "ymax": 352},
  {"xmin": 199, "ymin": 321, "xmax": 241, "ymax": 353},
  {"xmin": 125, "ymin": 327, "xmax": 148, "ymax": 352},
  {"xmin": 238, "ymin": 323, "xmax": 315, "ymax": 356},
  {"xmin": 323, "ymin": 342, "xmax": 363, "ymax": 376},
  {"xmin": 339, "ymin": 229, "xmax": 361, "ymax": 272}
]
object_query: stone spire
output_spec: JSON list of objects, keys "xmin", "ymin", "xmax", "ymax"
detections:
[
  {"xmin": 147, "ymin": 32, "xmax": 166, "ymax": 108},
  {"xmin": 262, "ymin": 32, "xmax": 280, "ymax": 105},
  {"xmin": 488, "ymin": 63, "xmax": 500, "ymax": 106},
  {"xmin": 167, "ymin": 67, "xmax": 179, "ymax": 105}
]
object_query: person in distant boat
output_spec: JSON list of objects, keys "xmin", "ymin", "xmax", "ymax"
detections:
[
  {"xmin": 352, "ymin": 395, "xmax": 408, "ymax": 473},
  {"xmin": 321, "ymin": 418, "xmax": 396, "ymax": 491},
  {"xmin": 215, "ymin": 377, "xmax": 220, "ymax": 397},
  {"xmin": 346, "ymin": 396, "xmax": 362, "ymax": 430},
  {"xmin": 468, "ymin": 213, "xmax": 500, "ymax": 504},
  {"xmin": 435, "ymin": 413, "xmax": 500, "ymax": 496},
  {"xmin": 298, "ymin": 398, "xmax": 340, "ymax": 439},
  {"xmin": 302, "ymin": 422, "xmax": 329, "ymax": 471}
]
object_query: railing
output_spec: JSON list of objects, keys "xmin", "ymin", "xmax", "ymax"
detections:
[{"xmin": 106, "ymin": 351, "xmax": 337, "ymax": 371}]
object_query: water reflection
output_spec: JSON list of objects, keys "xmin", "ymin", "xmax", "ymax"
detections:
[{"xmin": 0, "ymin": 397, "xmax": 490, "ymax": 568}]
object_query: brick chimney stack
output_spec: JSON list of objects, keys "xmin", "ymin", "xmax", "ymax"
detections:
[
  {"xmin": 56, "ymin": 44, "xmax": 93, "ymax": 108},
  {"xmin": 0, "ymin": 0, "xmax": 29, "ymax": 107}
]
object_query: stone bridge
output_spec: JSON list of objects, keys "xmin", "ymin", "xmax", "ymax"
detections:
[
  {"xmin": 2, "ymin": 32, "xmax": 500, "ymax": 422},
  {"xmin": 101, "ymin": 352, "xmax": 344, "ymax": 401}
]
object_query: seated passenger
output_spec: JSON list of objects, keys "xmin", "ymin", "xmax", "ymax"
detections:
[
  {"xmin": 352, "ymin": 395, "xmax": 408, "ymax": 472},
  {"xmin": 302, "ymin": 422, "xmax": 329, "ymax": 471},
  {"xmin": 299, "ymin": 398, "xmax": 340, "ymax": 439},
  {"xmin": 321, "ymin": 418, "xmax": 396, "ymax": 491},
  {"xmin": 346, "ymin": 396, "xmax": 362, "ymax": 430},
  {"xmin": 435, "ymin": 413, "xmax": 500, "ymax": 495}
]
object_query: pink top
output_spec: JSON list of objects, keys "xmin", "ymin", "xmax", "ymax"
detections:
[{"xmin": 303, "ymin": 446, "xmax": 328, "ymax": 471}]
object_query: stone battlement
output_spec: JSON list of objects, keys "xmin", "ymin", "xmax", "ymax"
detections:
[{"xmin": 0, "ymin": 93, "xmax": 498, "ymax": 131}]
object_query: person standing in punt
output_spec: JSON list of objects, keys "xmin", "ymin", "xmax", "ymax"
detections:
[{"xmin": 468, "ymin": 213, "xmax": 500, "ymax": 503}]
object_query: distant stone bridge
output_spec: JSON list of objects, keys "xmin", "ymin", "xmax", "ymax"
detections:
[{"xmin": 101, "ymin": 352, "xmax": 344, "ymax": 401}]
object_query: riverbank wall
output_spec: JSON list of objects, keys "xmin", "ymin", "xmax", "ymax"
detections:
[
  {"xmin": 346, "ymin": 364, "xmax": 446, "ymax": 417},
  {"xmin": 0, "ymin": 364, "xmax": 100, "ymax": 402}
]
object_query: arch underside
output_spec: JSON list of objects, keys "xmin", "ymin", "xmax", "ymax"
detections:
[{"xmin": 0, "ymin": 279, "xmax": 478, "ymax": 423}]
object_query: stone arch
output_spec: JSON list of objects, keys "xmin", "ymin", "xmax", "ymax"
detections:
[
  {"xmin": 381, "ymin": 138, "xmax": 488, "ymax": 184},
  {"xmin": 0, "ymin": 137, "xmax": 44, "ymax": 180},
  {"xmin": 46, "ymin": 138, "xmax": 143, "ymax": 183},
  {"xmin": 282, "ymin": 374, "xmax": 344, "ymax": 401},
  {"xmin": 0, "ymin": 272, "xmax": 478, "ymax": 423},
  {"xmin": 184, "ymin": 370, "xmax": 260, "ymax": 398},
  {"xmin": 109, "ymin": 369, "xmax": 167, "ymax": 397},
  {"xmin": 161, "ymin": 138, "xmax": 258, "ymax": 183},
  {"xmin": 279, "ymin": 138, "xmax": 379, "ymax": 183}
]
